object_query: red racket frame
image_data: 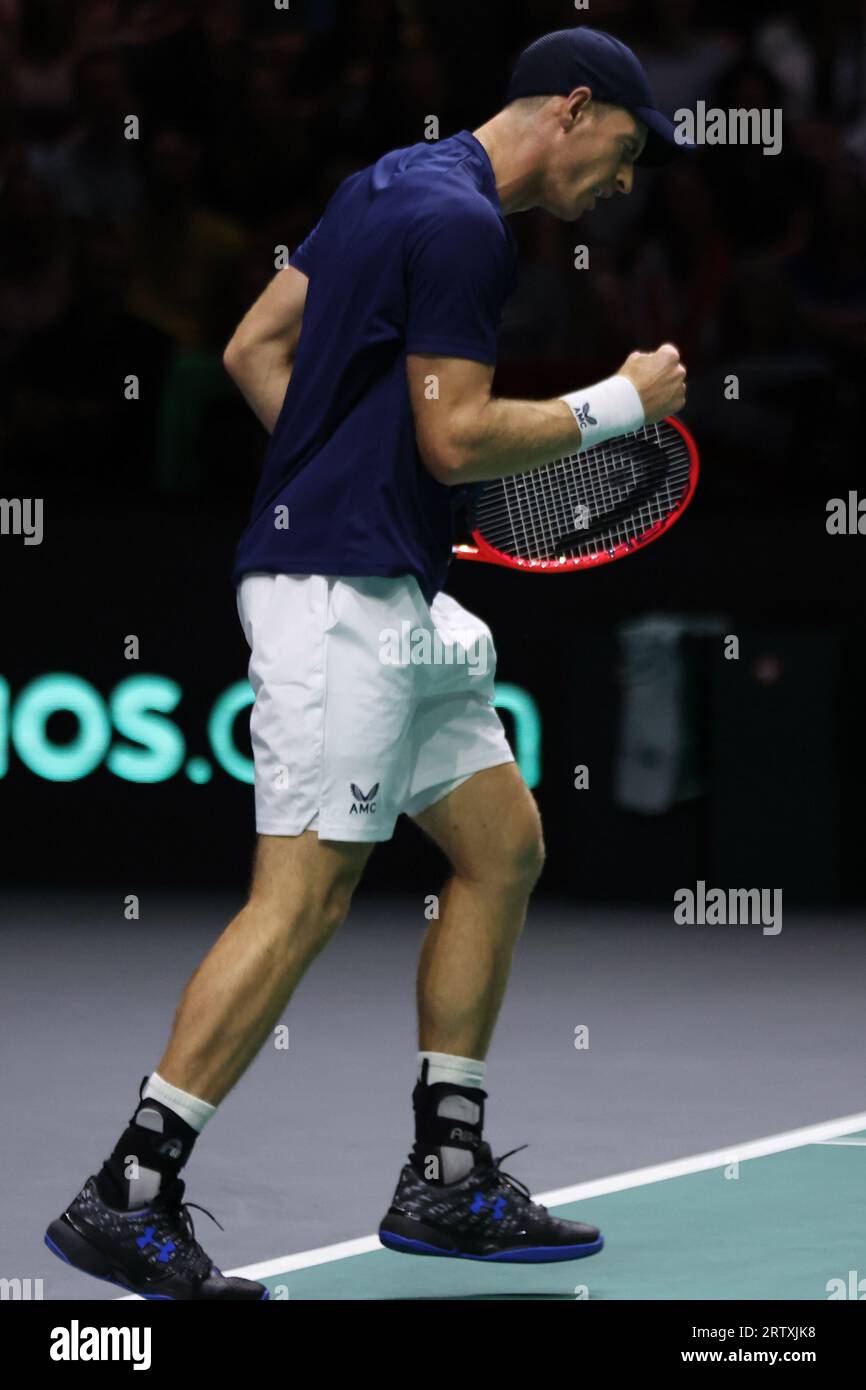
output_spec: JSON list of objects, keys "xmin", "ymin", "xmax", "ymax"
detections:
[{"xmin": 452, "ymin": 415, "xmax": 700, "ymax": 573}]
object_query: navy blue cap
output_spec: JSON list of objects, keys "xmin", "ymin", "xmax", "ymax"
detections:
[{"xmin": 505, "ymin": 27, "xmax": 685, "ymax": 167}]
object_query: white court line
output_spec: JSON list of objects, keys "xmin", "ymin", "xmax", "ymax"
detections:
[
  {"xmin": 228, "ymin": 1233, "xmax": 382, "ymax": 1280},
  {"xmin": 115, "ymin": 1108, "xmax": 866, "ymax": 1296},
  {"xmin": 535, "ymin": 1110, "xmax": 866, "ymax": 1208}
]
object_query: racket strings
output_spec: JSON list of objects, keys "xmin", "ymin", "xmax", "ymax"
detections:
[{"xmin": 473, "ymin": 423, "xmax": 691, "ymax": 563}]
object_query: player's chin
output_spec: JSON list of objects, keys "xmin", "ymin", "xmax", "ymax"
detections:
[{"xmin": 540, "ymin": 193, "xmax": 582, "ymax": 222}]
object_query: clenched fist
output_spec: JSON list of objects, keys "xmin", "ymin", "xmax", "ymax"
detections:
[{"xmin": 618, "ymin": 344, "xmax": 687, "ymax": 425}]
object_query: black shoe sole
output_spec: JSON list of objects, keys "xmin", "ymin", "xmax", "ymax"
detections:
[{"xmin": 379, "ymin": 1213, "xmax": 604, "ymax": 1264}]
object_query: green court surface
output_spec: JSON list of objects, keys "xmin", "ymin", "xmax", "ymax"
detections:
[{"xmin": 238, "ymin": 1120, "xmax": 866, "ymax": 1302}]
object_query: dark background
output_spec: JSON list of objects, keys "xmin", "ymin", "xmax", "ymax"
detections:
[{"xmin": 1, "ymin": 0, "xmax": 864, "ymax": 904}]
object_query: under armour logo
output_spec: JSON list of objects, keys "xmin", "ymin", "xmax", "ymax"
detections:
[
  {"xmin": 136, "ymin": 1226, "xmax": 176, "ymax": 1262},
  {"xmin": 575, "ymin": 402, "xmax": 597, "ymax": 430},
  {"xmin": 470, "ymin": 1193, "xmax": 507, "ymax": 1220}
]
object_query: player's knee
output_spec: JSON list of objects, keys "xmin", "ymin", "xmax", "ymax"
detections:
[
  {"xmin": 511, "ymin": 823, "xmax": 546, "ymax": 889},
  {"xmin": 316, "ymin": 875, "xmax": 357, "ymax": 932},
  {"xmin": 484, "ymin": 814, "xmax": 546, "ymax": 892},
  {"xmin": 247, "ymin": 843, "xmax": 365, "ymax": 941},
  {"xmin": 299, "ymin": 868, "xmax": 360, "ymax": 932},
  {"xmin": 247, "ymin": 878, "xmax": 353, "ymax": 962}
]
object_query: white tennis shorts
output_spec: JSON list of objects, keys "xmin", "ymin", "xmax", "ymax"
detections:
[{"xmin": 235, "ymin": 572, "xmax": 515, "ymax": 841}]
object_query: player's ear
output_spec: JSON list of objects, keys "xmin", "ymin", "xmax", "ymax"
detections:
[{"xmin": 563, "ymin": 87, "xmax": 592, "ymax": 128}]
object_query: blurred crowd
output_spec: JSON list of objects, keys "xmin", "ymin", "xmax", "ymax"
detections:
[{"xmin": 1, "ymin": 0, "xmax": 865, "ymax": 510}]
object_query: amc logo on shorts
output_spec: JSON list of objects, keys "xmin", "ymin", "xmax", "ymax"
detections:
[{"xmin": 0, "ymin": 675, "xmax": 541, "ymax": 787}]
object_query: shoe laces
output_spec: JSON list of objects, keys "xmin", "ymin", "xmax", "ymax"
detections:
[
  {"xmin": 479, "ymin": 1144, "xmax": 548, "ymax": 1215},
  {"xmin": 152, "ymin": 1179, "xmax": 224, "ymax": 1278}
]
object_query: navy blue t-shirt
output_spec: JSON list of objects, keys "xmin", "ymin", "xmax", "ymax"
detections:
[{"xmin": 231, "ymin": 130, "xmax": 517, "ymax": 603}]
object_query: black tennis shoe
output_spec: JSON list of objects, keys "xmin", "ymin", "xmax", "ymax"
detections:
[
  {"xmin": 45, "ymin": 1174, "xmax": 269, "ymax": 1300},
  {"xmin": 379, "ymin": 1142, "xmax": 604, "ymax": 1263}
]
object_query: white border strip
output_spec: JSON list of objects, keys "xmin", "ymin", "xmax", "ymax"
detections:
[
  {"xmin": 536, "ymin": 1109, "xmax": 866, "ymax": 1207},
  {"xmin": 116, "ymin": 1108, "xmax": 866, "ymax": 1295},
  {"xmin": 231, "ymin": 1234, "xmax": 382, "ymax": 1280}
]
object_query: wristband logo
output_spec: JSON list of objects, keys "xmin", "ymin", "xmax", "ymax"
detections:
[
  {"xmin": 575, "ymin": 402, "xmax": 598, "ymax": 430},
  {"xmin": 0, "ymin": 675, "xmax": 542, "ymax": 788}
]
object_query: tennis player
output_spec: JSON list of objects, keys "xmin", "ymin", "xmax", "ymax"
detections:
[{"xmin": 46, "ymin": 27, "xmax": 687, "ymax": 1297}]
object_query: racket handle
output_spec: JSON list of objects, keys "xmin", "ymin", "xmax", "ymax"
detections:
[{"xmin": 452, "ymin": 543, "xmax": 481, "ymax": 560}]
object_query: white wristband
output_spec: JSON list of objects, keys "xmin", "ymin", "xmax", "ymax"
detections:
[{"xmin": 559, "ymin": 374, "xmax": 645, "ymax": 451}]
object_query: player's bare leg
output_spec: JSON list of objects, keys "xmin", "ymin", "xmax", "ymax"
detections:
[
  {"xmin": 412, "ymin": 762, "xmax": 545, "ymax": 1061},
  {"xmin": 379, "ymin": 762, "xmax": 602, "ymax": 1262},
  {"xmin": 45, "ymin": 831, "xmax": 372, "ymax": 1300},
  {"xmin": 156, "ymin": 831, "xmax": 373, "ymax": 1104}
]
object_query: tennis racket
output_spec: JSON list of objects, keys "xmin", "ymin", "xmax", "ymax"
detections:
[{"xmin": 453, "ymin": 416, "xmax": 698, "ymax": 573}]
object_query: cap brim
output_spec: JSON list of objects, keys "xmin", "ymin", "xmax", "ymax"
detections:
[{"xmin": 633, "ymin": 106, "xmax": 694, "ymax": 167}]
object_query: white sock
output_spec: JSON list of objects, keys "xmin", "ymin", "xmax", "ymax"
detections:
[
  {"xmin": 417, "ymin": 1051, "xmax": 486, "ymax": 1090},
  {"xmin": 418, "ymin": 1052, "xmax": 486, "ymax": 1183},
  {"xmin": 141, "ymin": 1071, "xmax": 216, "ymax": 1134}
]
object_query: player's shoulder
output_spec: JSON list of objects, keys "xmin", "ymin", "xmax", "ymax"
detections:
[
  {"xmin": 374, "ymin": 133, "xmax": 499, "ymax": 225},
  {"xmin": 414, "ymin": 175, "xmax": 500, "ymax": 221},
  {"xmin": 404, "ymin": 163, "xmax": 504, "ymax": 249}
]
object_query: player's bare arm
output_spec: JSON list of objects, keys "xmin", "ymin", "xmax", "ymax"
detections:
[
  {"xmin": 407, "ymin": 345, "xmax": 687, "ymax": 486},
  {"xmin": 223, "ymin": 265, "xmax": 309, "ymax": 433}
]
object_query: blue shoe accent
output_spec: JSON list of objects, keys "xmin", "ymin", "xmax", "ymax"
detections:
[
  {"xmin": 470, "ymin": 1193, "xmax": 507, "ymax": 1220},
  {"xmin": 45, "ymin": 1178, "xmax": 268, "ymax": 1300},
  {"xmin": 381, "ymin": 1144, "xmax": 604, "ymax": 1264},
  {"xmin": 379, "ymin": 1230, "xmax": 604, "ymax": 1262}
]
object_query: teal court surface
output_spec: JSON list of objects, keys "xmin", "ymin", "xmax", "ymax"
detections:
[{"xmin": 119, "ymin": 1111, "xmax": 866, "ymax": 1301}]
